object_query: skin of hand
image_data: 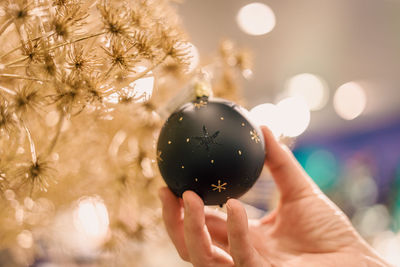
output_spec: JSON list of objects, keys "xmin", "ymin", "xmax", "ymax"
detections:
[{"xmin": 159, "ymin": 126, "xmax": 390, "ymax": 267}]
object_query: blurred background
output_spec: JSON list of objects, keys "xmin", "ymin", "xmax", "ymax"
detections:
[{"xmin": 178, "ymin": 0, "xmax": 400, "ymax": 265}]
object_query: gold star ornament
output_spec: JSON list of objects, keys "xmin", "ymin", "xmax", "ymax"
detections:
[
  {"xmin": 250, "ymin": 130, "xmax": 261, "ymax": 143},
  {"xmin": 211, "ymin": 180, "xmax": 227, "ymax": 193},
  {"xmin": 156, "ymin": 150, "xmax": 163, "ymax": 162}
]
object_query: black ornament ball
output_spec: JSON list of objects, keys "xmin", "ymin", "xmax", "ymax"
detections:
[{"xmin": 157, "ymin": 97, "xmax": 265, "ymax": 205}]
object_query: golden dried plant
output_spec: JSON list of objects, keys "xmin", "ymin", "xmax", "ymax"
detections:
[{"xmin": 0, "ymin": 0, "xmax": 192, "ymax": 264}]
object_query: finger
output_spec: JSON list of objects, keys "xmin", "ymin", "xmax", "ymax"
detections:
[
  {"xmin": 205, "ymin": 207, "xmax": 229, "ymax": 248},
  {"xmin": 159, "ymin": 187, "xmax": 189, "ymax": 261},
  {"xmin": 261, "ymin": 126, "xmax": 320, "ymax": 201},
  {"xmin": 182, "ymin": 191, "xmax": 214, "ymax": 265},
  {"xmin": 226, "ymin": 199, "xmax": 267, "ymax": 266}
]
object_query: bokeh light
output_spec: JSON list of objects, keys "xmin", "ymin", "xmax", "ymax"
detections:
[
  {"xmin": 17, "ymin": 230, "xmax": 33, "ymax": 249},
  {"xmin": 236, "ymin": 2, "xmax": 276, "ymax": 36},
  {"xmin": 304, "ymin": 149, "xmax": 338, "ymax": 191},
  {"xmin": 353, "ymin": 205, "xmax": 391, "ymax": 238},
  {"xmin": 286, "ymin": 73, "xmax": 329, "ymax": 111},
  {"xmin": 130, "ymin": 66, "xmax": 155, "ymax": 103},
  {"xmin": 334, "ymin": 82, "xmax": 367, "ymax": 120},
  {"xmin": 73, "ymin": 196, "xmax": 109, "ymax": 244},
  {"xmin": 373, "ymin": 231, "xmax": 400, "ymax": 266},
  {"xmin": 346, "ymin": 174, "xmax": 378, "ymax": 209},
  {"xmin": 249, "ymin": 103, "xmax": 282, "ymax": 137},
  {"xmin": 276, "ymin": 97, "xmax": 311, "ymax": 137}
]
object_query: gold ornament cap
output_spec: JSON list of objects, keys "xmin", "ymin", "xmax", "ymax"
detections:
[{"xmin": 194, "ymin": 80, "xmax": 211, "ymax": 98}]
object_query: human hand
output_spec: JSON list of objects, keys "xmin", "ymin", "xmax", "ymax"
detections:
[{"xmin": 159, "ymin": 126, "xmax": 389, "ymax": 267}]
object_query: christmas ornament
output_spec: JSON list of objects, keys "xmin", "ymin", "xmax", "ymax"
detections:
[{"xmin": 157, "ymin": 96, "xmax": 265, "ymax": 205}]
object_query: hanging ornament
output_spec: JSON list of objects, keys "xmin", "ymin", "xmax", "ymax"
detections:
[{"xmin": 157, "ymin": 82, "xmax": 265, "ymax": 205}]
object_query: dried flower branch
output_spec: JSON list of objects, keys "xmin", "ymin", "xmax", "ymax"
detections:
[
  {"xmin": 23, "ymin": 121, "xmax": 37, "ymax": 163},
  {"xmin": 12, "ymin": 83, "xmax": 43, "ymax": 117},
  {"xmin": 51, "ymin": 2, "xmax": 88, "ymax": 40},
  {"xmin": 0, "ymin": 99, "xmax": 18, "ymax": 135},
  {"xmin": 0, "ymin": 19, "xmax": 13, "ymax": 36},
  {"xmin": 16, "ymin": 157, "xmax": 55, "ymax": 194},
  {"xmin": 2, "ymin": 0, "xmax": 33, "ymax": 25},
  {"xmin": 102, "ymin": 38, "xmax": 138, "ymax": 75},
  {"xmin": 131, "ymin": 31, "xmax": 156, "ymax": 60},
  {"xmin": 46, "ymin": 110, "xmax": 65, "ymax": 155},
  {"xmin": 98, "ymin": 1, "xmax": 132, "ymax": 39},
  {"xmin": 66, "ymin": 44, "xmax": 97, "ymax": 77},
  {"xmin": 0, "ymin": 0, "xmax": 197, "ymax": 262},
  {"xmin": 49, "ymin": 73, "xmax": 86, "ymax": 114}
]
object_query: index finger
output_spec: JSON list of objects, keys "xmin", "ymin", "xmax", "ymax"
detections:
[
  {"xmin": 159, "ymin": 187, "xmax": 190, "ymax": 261},
  {"xmin": 261, "ymin": 126, "xmax": 320, "ymax": 201}
]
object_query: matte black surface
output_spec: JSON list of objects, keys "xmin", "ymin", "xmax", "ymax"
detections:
[{"xmin": 157, "ymin": 98, "xmax": 265, "ymax": 205}]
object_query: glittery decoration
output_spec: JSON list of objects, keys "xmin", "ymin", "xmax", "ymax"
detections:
[
  {"xmin": 241, "ymin": 123, "xmax": 245, "ymax": 127},
  {"xmin": 179, "ymin": 117, "xmax": 183, "ymax": 121},
  {"xmin": 238, "ymin": 150, "xmax": 242, "ymax": 155},
  {"xmin": 211, "ymin": 180, "xmax": 227, "ymax": 192},
  {"xmin": 168, "ymin": 140, "xmax": 172, "ymax": 144},
  {"xmin": 211, "ymin": 159, "xmax": 214, "ymax": 164},
  {"xmin": 250, "ymin": 130, "xmax": 261, "ymax": 143}
]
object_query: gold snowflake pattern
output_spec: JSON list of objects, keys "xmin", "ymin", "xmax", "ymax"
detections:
[
  {"xmin": 194, "ymin": 100, "xmax": 207, "ymax": 109},
  {"xmin": 250, "ymin": 130, "xmax": 261, "ymax": 143},
  {"xmin": 211, "ymin": 180, "xmax": 227, "ymax": 193}
]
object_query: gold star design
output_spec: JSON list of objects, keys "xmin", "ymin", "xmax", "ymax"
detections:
[
  {"xmin": 194, "ymin": 99, "xmax": 207, "ymax": 109},
  {"xmin": 211, "ymin": 180, "xmax": 227, "ymax": 193},
  {"xmin": 250, "ymin": 130, "xmax": 261, "ymax": 143},
  {"xmin": 156, "ymin": 150, "xmax": 163, "ymax": 162}
]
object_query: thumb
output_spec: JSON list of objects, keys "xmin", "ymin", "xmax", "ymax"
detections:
[
  {"xmin": 226, "ymin": 199, "xmax": 268, "ymax": 267},
  {"xmin": 261, "ymin": 126, "xmax": 320, "ymax": 202}
]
